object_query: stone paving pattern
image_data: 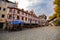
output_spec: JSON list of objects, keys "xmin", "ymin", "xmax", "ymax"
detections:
[{"xmin": 0, "ymin": 26, "xmax": 60, "ymax": 40}]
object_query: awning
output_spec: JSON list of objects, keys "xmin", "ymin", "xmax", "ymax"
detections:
[{"xmin": 10, "ymin": 20, "xmax": 25, "ymax": 25}]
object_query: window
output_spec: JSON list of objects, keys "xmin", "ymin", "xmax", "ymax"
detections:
[
  {"xmin": 17, "ymin": 16, "xmax": 20, "ymax": 20},
  {"xmin": 9, "ymin": 9, "xmax": 12, "ymax": 12},
  {"xmin": 0, "ymin": 7, "xmax": 1, "ymax": 10},
  {"xmin": 3, "ymin": 8, "xmax": 6, "ymax": 11},
  {"xmin": 17, "ymin": 10, "xmax": 20, "ymax": 14},
  {"xmin": 2, "ymin": 14, "xmax": 5, "ymax": 18},
  {"xmin": 13, "ymin": 9, "xmax": 15, "ymax": 13},
  {"xmin": 22, "ymin": 12, "xmax": 24, "ymax": 15},
  {"xmin": 25, "ymin": 17, "xmax": 27, "ymax": 21},
  {"xmin": 8, "ymin": 15, "xmax": 12, "ymax": 19},
  {"xmin": 22, "ymin": 17, "xmax": 24, "ymax": 20},
  {"xmin": 35, "ymin": 20, "xmax": 37, "ymax": 23},
  {"xmin": 25, "ymin": 13, "xmax": 27, "ymax": 16}
]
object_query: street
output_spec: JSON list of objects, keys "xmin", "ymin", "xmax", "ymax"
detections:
[{"xmin": 0, "ymin": 26, "xmax": 60, "ymax": 40}]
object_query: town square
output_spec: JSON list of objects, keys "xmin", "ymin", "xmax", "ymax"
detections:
[{"xmin": 0, "ymin": 0, "xmax": 60, "ymax": 40}]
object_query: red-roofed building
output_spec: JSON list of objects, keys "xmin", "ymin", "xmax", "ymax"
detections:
[{"xmin": 7, "ymin": 7, "xmax": 38, "ymax": 24}]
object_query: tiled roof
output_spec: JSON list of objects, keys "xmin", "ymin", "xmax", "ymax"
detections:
[
  {"xmin": 2, "ymin": 0, "xmax": 16, "ymax": 4},
  {"xmin": 8, "ymin": 7, "xmax": 38, "ymax": 18},
  {"xmin": 8, "ymin": 7, "xmax": 30, "ymax": 14}
]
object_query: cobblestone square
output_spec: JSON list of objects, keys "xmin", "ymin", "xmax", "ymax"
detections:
[{"xmin": 0, "ymin": 26, "xmax": 60, "ymax": 40}]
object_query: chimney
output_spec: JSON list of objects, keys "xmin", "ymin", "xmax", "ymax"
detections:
[
  {"xmin": 21, "ymin": 8, "xmax": 24, "ymax": 11},
  {"xmin": 26, "ymin": 10, "xmax": 28, "ymax": 12},
  {"xmin": 15, "ymin": 1, "xmax": 18, "ymax": 7}
]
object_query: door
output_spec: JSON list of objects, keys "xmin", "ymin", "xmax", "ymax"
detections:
[{"xmin": 0, "ymin": 23, "xmax": 3, "ymax": 29}]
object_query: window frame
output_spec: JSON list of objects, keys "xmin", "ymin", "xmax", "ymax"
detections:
[
  {"xmin": 3, "ymin": 8, "xmax": 6, "ymax": 11},
  {"xmin": 1, "ymin": 14, "xmax": 5, "ymax": 18}
]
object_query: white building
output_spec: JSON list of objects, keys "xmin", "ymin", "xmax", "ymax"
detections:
[{"xmin": 38, "ymin": 14, "xmax": 47, "ymax": 26}]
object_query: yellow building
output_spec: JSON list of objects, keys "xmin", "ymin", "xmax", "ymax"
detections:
[
  {"xmin": 0, "ymin": 1, "xmax": 8, "ymax": 30},
  {"xmin": 0, "ymin": 0, "xmax": 18, "ymax": 30}
]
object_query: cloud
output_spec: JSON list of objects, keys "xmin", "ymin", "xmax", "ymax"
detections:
[
  {"xmin": 9, "ymin": 0, "xmax": 54, "ymax": 17},
  {"xmin": 26, "ymin": 0, "xmax": 54, "ymax": 17}
]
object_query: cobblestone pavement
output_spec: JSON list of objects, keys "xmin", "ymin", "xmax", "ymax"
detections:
[{"xmin": 0, "ymin": 26, "xmax": 60, "ymax": 40}]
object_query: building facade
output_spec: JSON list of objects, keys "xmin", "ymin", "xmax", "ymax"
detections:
[
  {"xmin": 0, "ymin": 0, "xmax": 18, "ymax": 30},
  {"xmin": 0, "ymin": 0, "xmax": 18, "ymax": 8},
  {"xmin": 7, "ymin": 7, "xmax": 38, "ymax": 24},
  {"xmin": 0, "ymin": 1, "xmax": 8, "ymax": 30},
  {"xmin": 38, "ymin": 14, "xmax": 47, "ymax": 26},
  {"xmin": 0, "ymin": 0, "xmax": 47, "ymax": 30}
]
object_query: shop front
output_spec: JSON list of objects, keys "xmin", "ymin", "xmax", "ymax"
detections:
[{"xmin": 0, "ymin": 18, "xmax": 6, "ymax": 30}]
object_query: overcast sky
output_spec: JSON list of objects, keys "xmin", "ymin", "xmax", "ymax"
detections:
[{"xmin": 9, "ymin": 0, "xmax": 54, "ymax": 17}]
